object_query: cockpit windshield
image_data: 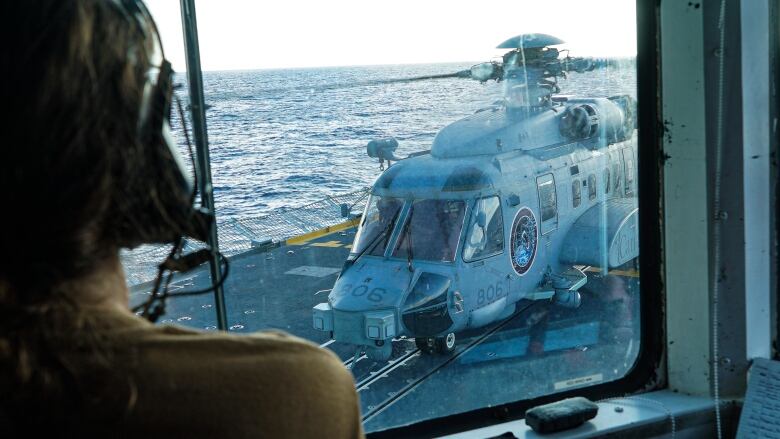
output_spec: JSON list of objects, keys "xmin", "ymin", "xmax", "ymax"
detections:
[
  {"xmin": 392, "ymin": 199, "xmax": 466, "ymax": 262},
  {"xmin": 352, "ymin": 195, "xmax": 403, "ymax": 256}
]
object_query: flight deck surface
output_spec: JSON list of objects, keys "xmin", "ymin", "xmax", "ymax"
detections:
[{"xmin": 129, "ymin": 224, "xmax": 640, "ymax": 432}]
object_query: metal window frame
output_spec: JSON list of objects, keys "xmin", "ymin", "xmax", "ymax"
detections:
[{"xmin": 369, "ymin": 0, "xmax": 663, "ymax": 436}]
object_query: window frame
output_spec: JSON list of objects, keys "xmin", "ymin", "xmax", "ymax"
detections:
[{"xmin": 369, "ymin": 0, "xmax": 663, "ymax": 435}]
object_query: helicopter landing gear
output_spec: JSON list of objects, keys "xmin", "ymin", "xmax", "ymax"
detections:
[
  {"xmin": 365, "ymin": 342, "xmax": 392, "ymax": 362},
  {"xmin": 415, "ymin": 332, "xmax": 456, "ymax": 355}
]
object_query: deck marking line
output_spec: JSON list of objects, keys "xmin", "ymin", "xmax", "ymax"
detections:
[
  {"xmin": 310, "ymin": 240, "xmax": 344, "ymax": 248},
  {"xmin": 284, "ymin": 265, "xmax": 341, "ymax": 278}
]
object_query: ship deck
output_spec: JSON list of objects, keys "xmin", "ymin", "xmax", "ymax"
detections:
[{"xmin": 129, "ymin": 223, "xmax": 640, "ymax": 432}]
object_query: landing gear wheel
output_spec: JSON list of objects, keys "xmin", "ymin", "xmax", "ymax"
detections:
[
  {"xmin": 415, "ymin": 337, "xmax": 436, "ymax": 354},
  {"xmin": 434, "ymin": 332, "xmax": 456, "ymax": 354},
  {"xmin": 416, "ymin": 333, "xmax": 456, "ymax": 355}
]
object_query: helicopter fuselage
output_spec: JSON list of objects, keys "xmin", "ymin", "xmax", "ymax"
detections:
[{"xmin": 313, "ymin": 96, "xmax": 639, "ymax": 360}]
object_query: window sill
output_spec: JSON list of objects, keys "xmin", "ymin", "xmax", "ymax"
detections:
[{"xmin": 440, "ymin": 390, "xmax": 737, "ymax": 438}]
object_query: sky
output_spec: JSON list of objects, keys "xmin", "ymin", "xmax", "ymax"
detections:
[{"xmin": 145, "ymin": 0, "xmax": 637, "ymax": 72}]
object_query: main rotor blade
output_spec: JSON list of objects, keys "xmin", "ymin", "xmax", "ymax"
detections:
[{"xmin": 254, "ymin": 70, "xmax": 473, "ymax": 96}]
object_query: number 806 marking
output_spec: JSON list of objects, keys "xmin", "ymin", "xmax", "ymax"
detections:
[{"xmin": 477, "ymin": 281, "xmax": 505, "ymax": 306}]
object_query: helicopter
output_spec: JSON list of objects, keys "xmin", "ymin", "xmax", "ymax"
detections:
[{"xmin": 312, "ymin": 34, "xmax": 639, "ymax": 362}]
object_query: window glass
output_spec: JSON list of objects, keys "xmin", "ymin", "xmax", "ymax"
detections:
[
  {"xmin": 463, "ymin": 196, "xmax": 504, "ymax": 261},
  {"xmin": 623, "ymin": 149, "xmax": 636, "ymax": 196},
  {"xmin": 588, "ymin": 174, "xmax": 597, "ymax": 200},
  {"xmin": 129, "ymin": 1, "xmax": 641, "ymax": 433},
  {"xmin": 392, "ymin": 199, "xmax": 466, "ymax": 262},
  {"xmin": 538, "ymin": 174, "xmax": 557, "ymax": 222},
  {"xmin": 353, "ymin": 195, "xmax": 403, "ymax": 256},
  {"xmin": 572, "ymin": 179, "xmax": 582, "ymax": 208}
]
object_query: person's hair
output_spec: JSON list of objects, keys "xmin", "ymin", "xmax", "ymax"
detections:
[{"xmin": 0, "ymin": 0, "xmax": 163, "ymax": 432}]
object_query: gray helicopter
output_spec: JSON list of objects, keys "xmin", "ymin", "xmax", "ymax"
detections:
[{"xmin": 312, "ymin": 34, "xmax": 638, "ymax": 362}]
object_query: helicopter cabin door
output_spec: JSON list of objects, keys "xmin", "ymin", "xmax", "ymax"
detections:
[{"xmin": 536, "ymin": 173, "xmax": 558, "ymax": 235}]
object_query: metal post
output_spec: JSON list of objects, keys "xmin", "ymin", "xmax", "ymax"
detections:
[{"xmin": 179, "ymin": 0, "xmax": 228, "ymax": 330}]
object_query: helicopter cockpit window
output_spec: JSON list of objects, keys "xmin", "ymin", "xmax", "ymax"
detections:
[
  {"xmin": 588, "ymin": 174, "xmax": 597, "ymax": 201},
  {"xmin": 352, "ymin": 195, "xmax": 403, "ymax": 257},
  {"xmin": 463, "ymin": 196, "xmax": 504, "ymax": 262},
  {"xmin": 392, "ymin": 199, "xmax": 466, "ymax": 262}
]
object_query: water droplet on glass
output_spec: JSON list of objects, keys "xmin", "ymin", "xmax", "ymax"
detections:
[
  {"xmin": 178, "ymin": 316, "xmax": 192, "ymax": 322},
  {"xmin": 161, "ymin": 319, "xmax": 173, "ymax": 324},
  {"xmin": 202, "ymin": 304, "xmax": 212, "ymax": 309},
  {"xmin": 204, "ymin": 325, "xmax": 217, "ymax": 331},
  {"xmin": 229, "ymin": 324, "xmax": 245, "ymax": 331},
  {"xmin": 287, "ymin": 250, "xmax": 294, "ymax": 255},
  {"xmin": 244, "ymin": 310, "xmax": 256, "ymax": 314}
]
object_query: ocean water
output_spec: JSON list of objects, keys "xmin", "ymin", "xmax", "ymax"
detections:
[{"xmin": 174, "ymin": 62, "xmax": 636, "ymax": 221}]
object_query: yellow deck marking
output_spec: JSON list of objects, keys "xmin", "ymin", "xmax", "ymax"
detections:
[
  {"xmin": 285, "ymin": 217, "xmax": 360, "ymax": 246},
  {"xmin": 311, "ymin": 241, "xmax": 344, "ymax": 248}
]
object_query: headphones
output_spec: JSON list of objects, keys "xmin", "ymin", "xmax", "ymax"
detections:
[
  {"xmin": 111, "ymin": 0, "xmax": 211, "ymax": 245},
  {"xmin": 109, "ymin": 0, "xmax": 228, "ymax": 322}
]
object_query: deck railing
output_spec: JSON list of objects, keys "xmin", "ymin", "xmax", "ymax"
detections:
[{"xmin": 121, "ymin": 187, "xmax": 370, "ymax": 287}]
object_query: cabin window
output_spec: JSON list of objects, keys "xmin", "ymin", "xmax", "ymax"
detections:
[
  {"xmin": 572, "ymin": 179, "xmax": 582, "ymax": 208},
  {"xmin": 623, "ymin": 149, "xmax": 635, "ymax": 196},
  {"xmin": 463, "ymin": 196, "xmax": 504, "ymax": 262},
  {"xmin": 536, "ymin": 173, "xmax": 558, "ymax": 230},
  {"xmin": 588, "ymin": 174, "xmax": 597, "ymax": 200},
  {"xmin": 392, "ymin": 199, "xmax": 467, "ymax": 262},
  {"xmin": 613, "ymin": 162, "xmax": 621, "ymax": 192},
  {"xmin": 116, "ymin": 2, "xmax": 647, "ymax": 435}
]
